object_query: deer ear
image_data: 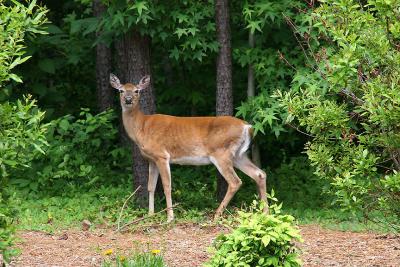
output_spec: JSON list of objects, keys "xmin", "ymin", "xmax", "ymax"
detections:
[
  {"xmin": 137, "ymin": 75, "xmax": 150, "ymax": 90},
  {"xmin": 110, "ymin": 73, "xmax": 123, "ymax": 90}
]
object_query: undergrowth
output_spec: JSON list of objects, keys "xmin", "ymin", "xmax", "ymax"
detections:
[{"xmin": 15, "ymin": 183, "xmax": 395, "ymax": 234}]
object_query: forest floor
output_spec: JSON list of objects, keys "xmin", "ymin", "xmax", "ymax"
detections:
[{"xmin": 10, "ymin": 223, "xmax": 400, "ymax": 267}]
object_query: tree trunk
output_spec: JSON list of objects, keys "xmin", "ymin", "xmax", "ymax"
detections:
[
  {"xmin": 247, "ymin": 31, "xmax": 261, "ymax": 167},
  {"xmin": 115, "ymin": 30, "xmax": 156, "ymax": 206},
  {"xmin": 215, "ymin": 0, "xmax": 233, "ymax": 201},
  {"xmin": 93, "ymin": 0, "xmax": 113, "ymax": 112}
]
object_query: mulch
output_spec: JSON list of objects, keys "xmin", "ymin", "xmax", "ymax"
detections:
[{"xmin": 9, "ymin": 224, "xmax": 400, "ymax": 266}]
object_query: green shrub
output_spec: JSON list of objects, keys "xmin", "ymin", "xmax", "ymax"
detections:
[
  {"xmin": 279, "ymin": 0, "xmax": 400, "ymax": 227},
  {"xmin": 205, "ymin": 197, "xmax": 302, "ymax": 267},
  {"xmin": 0, "ymin": 97, "xmax": 48, "ymax": 261},
  {"xmin": 0, "ymin": 0, "xmax": 48, "ymax": 261},
  {"xmin": 11, "ymin": 108, "xmax": 131, "ymax": 194}
]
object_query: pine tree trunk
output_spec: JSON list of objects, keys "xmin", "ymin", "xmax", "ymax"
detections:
[
  {"xmin": 215, "ymin": 0, "xmax": 233, "ymax": 201},
  {"xmin": 115, "ymin": 30, "xmax": 156, "ymax": 206},
  {"xmin": 93, "ymin": 0, "xmax": 113, "ymax": 112}
]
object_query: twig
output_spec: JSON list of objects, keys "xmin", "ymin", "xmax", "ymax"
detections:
[
  {"xmin": 339, "ymin": 88, "xmax": 365, "ymax": 105},
  {"xmin": 117, "ymin": 186, "xmax": 141, "ymax": 231},
  {"xmin": 287, "ymin": 123, "xmax": 317, "ymax": 138},
  {"xmin": 277, "ymin": 50, "xmax": 297, "ymax": 71},
  {"xmin": 117, "ymin": 203, "xmax": 180, "ymax": 232}
]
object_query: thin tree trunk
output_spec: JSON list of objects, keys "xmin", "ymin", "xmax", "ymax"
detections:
[
  {"xmin": 116, "ymin": 30, "xmax": 156, "ymax": 206},
  {"xmin": 115, "ymin": 38, "xmax": 130, "ymax": 144},
  {"xmin": 93, "ymin": 0, "xmax": 113, "ymax": 112},
  {"xmin": 247, "ymin": 31, "xmax": 261, "ymax": 167},
  {"xmin": 215, "ymin": 0, "xmax": 233, "ymax": 201}
]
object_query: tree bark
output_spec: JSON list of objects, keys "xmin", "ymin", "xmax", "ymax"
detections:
[
  {"xmin": 115, "ymin": 30, "xmax": 156, "ymax": 206},
  {"xmin": 93, "ymin": 0, "xmax": 113, "ymax": 112},
  {"xmin": 247, "ymin": 31, "xmax": 261, "ymax": 167},
  {"xmin": 215, "ymin": 0, "xmax": 233, "ymax": 201}
]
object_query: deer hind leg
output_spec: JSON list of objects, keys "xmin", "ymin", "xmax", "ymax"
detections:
[
  {"xmin": 210, "ymin": 155, "xmax": 243, "ymax": 220},
  {"xmin": 148, "ymin": 161, "xmax": 159, "ymax": 215},
  {"xmin": 234, "ymin": 155, "xmax": 268, "ymax": 213},
  {"xmin": 154, "ymin": 159, "xmax": 174, "ymax": 222}
]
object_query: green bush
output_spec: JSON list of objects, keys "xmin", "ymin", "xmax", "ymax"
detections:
[
  {"xmin": 205, "ymin": 197, "xmax": 302, "ymax": 267},
  {"xmin": 0, "ymin": 0, "xmax": 48, "ymax": 261},
  {"xmin": 0, "ymin": 97, "xmax": 48, "ymax": 261},
  {"xmin": 11, "ymin": 108, "xmax": 131, "ymax": 194},
  {"xmin": 279, "ymin": 0, "xmax": 400, "ymax": 227}
]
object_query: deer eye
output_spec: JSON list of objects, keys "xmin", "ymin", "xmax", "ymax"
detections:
[
  {"xmin": 119, "ymin": 89, "xmax": 124, "ymax": 93},
  {"xmin": 134, "ymin": 89, "xmax": 139, "ymax": 93}
]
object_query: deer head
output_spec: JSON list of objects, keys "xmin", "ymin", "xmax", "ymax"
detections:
[{"xmin": 109, "ymin": 73, "xmax": 151, "ymax": 111}]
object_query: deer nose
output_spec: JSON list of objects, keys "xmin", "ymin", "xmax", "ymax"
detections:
[{"xmin": 125, "ymin": 96, "xmax": 133, "ymax": 104}]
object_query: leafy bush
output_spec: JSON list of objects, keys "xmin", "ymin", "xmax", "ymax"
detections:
[
  {"xmin": 0, "ymin": 0, "xmax": 48, "ymax": 88},
  {"xmin": 205, "ymin": 197, "xmax": 302, "ymax": 267},
  {"xmin": 1, "ymin": 0, "xmax": 48, "ymax": 261},
  {"xmin": 279, "ymin": 0, "xmax": 400, "ymax": 227},
  {"xmin": 12, "ymin": 108, "xmax": 131, "ymax": 194},
  {"xmin": 0, "ymin": 97, "xmax": 48, "ymax": 261}
]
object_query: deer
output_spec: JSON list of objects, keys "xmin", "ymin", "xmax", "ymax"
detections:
[{"xmin": 110, "ymin": 73, "xmax": 268, "ymax": 222}]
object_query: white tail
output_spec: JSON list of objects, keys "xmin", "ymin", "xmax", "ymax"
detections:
[{"xmin": 110, "ymin": 73, "xmax": 268, "ymax": 222}]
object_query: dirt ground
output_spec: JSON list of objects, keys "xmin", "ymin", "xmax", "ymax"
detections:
[{"xmin": 10, "ymin": 224, "xmax": 400, "ymax": 267}]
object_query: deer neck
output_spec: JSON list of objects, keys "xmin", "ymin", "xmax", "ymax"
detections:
[{"xmin": 122, "ymin": 105, "xmax": 145, "ymax": 144}]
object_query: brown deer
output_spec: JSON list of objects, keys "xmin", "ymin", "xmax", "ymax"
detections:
[{"xmin": 110, "ymin": 74, "xmax": 267, "ymax": 222}]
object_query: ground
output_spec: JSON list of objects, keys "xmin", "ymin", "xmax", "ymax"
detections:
[{"xmin": 10, "ymin": 223, "xmax": 400, "ymax": 267}]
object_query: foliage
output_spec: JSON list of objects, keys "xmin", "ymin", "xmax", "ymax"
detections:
[
  {"xmin": 268, "ymin": 157, "xmax": 329, "ymax": 209},
  {"xmin": 0, "ymin": 0, "xmax": 48, "ymax": 87},
  {"xmin": 11, "ymin": 109, "xmax": 131, "ymax": 194},
  {"xmin": 171, "ymin": 166, "xmax": 217, "ymax": 210},
  {"xmin": 0, "ymin": 97, "xmax": 48, "ymax": 262},
  {"xmin": 205, "ymin": 198, "xmax": 302, "ymax": 267},
  {"xmin": 0, "ymin": 96, "xmax": 48, "ymax": 178},
  {"xmin": 97, "ymin": 0, "xmax": 218, "ymax": 62},
  {"xmin": 0, "ymin": 192, "xmax": 18, "ymax": 262},
  {"xmin": 102, "ymin": 251, "xmax": 166, "ymax": 267},
  {"xmin": 236, "ymin": 91, "xmax": 286, "ymax": 137},
  {"xmin": 11, "ymin": 4, "xmax": 96, "ymax": 116},
  {"xmin": 279, "ymin": 0, "xmax": 400, "ymax": 228},
  {"xmin": 102, "ymin": 253, "xmax": 165, "ymax": 267},
  {"xmin": 234, "ymin": 0, "xmax": 312, "ymax": 135},
  {"xmin": 0, "ymin": 0, "xmax": 49, "ymax": 261}
]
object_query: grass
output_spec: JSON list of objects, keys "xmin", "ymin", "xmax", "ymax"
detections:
[
  {"xmin": 102, "ymin": 252, "xmax": 166, "ymax": 267},
  {"xmin": 13, "ymin": 185, "xmax": 395, "ymax": 234},
  {"xmin": 14, "ymin": 185, "xmax": 211, "ymax": 233}
]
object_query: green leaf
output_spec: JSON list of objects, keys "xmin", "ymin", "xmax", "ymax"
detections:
[
  {"xmin": 59, "ymin": 119, "xmax": 70, "ymax": 131},
  {"xmin": 9, "ymin": 74, "xmax": 23, "ymax": 83},
  {"xmin": 261, "ymin": 235, "xmax": 270, "ymax": 246},
  {"xmin": 38, "ymin": 59, "xmax": 56, "ymax": 74}
]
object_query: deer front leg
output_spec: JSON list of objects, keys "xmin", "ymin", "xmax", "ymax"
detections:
[
  {"xmin": 148, "ymin": 161, "xmax": 159, "ymax": 215},
  {"xmin": 155, "ymin": 159, "xmax": 174, "ymax": 222}
]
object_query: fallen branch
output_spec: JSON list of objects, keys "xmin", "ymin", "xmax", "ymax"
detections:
[
  {"xmin": 117, "ymin": 186, "xmax": 141, "ymax": 231},
  {"xmin": 117, "ymin": 203, "xmax": 180, "ymax": 232}
]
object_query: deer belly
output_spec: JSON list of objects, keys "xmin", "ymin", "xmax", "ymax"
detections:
[{"xmin": 170, "ymin": 156, "xmax": 211, "ymax": 166}]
